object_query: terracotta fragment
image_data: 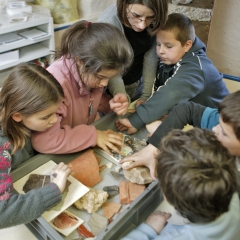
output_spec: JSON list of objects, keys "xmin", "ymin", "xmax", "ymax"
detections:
[
  {"xmin": 88, "ymin": 212, "xmax": 109, "ymax": 236},
  {"xmin": 102, "ymin": 202, "xmax": 122, "ymax": 219},
  {"xmin": 78, "ymin": 224, "xmax": 94, "ymax": 238},
  {"xmin": 119, "ymin": 181, "xmax": 146, "ymax": 204},
  {"xmin": 52, "ymin": 211, "xmax": 78, "ymax": 229},
  {"xmin": 67, "ymin": 149, "xmax": 102, "ymax": 187},
  {"xmin": 99, "ymin": 164, "xmax": 106, "ymax": 172}
]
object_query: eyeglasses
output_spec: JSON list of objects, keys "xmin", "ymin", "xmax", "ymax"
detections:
[{"xmin": 127, "ymin": 9, "xmax": 155, "ymax": 24}]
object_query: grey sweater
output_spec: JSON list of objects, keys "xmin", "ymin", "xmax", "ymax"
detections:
[
  {"xmin": 0, "ymin": 131, "xmax": 62, "ymax": 229},
  {"xmin": 98, "ymin": 4, "xmax": 159, "ymax": 101}
]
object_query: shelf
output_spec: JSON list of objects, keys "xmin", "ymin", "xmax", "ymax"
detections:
[
  {"xmin": 0, "ymin": 44, "xmax": 52, "ymax": 70},
  {"xmin": 0, "ymin": 36, "xmax": 51, "ymax": 53}
]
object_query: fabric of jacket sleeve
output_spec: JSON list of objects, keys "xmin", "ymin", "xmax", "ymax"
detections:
[
  {"xmin": 0, "ymin": 182, "xmax": 61, "ymax": 228},
  {"xmin": 31, "ymin": 114, "xmax": 97, "ymax": 154},
  {"xmin": 148, "ymin": 102, "xmax": 206, "ymax": 148},
  {"xmin": 140, "ymin": 40, "xmax": 159, "ymax": 100},
  {"xmin": 128, "ymin": 61, "xmax": 205, "ymax": 129},
  {"xmin": 120, "ymin": 223, "xmax": 157, "ymax": 240}
]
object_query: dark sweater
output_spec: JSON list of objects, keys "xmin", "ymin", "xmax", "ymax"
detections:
[{"xmin": 129, "ymin": 37, "xmax": 229, "ymax": 129}]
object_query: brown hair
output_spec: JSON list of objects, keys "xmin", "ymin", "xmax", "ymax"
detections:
[
  {"xmin": 54, "ymin": 20, "xmax": 133, "ymax": 75},
  {"xmin": 117, "ymin": 0, "xmax": 168, "ymax": 35},
  {"xmin": 161, "ymin": 13, "xmax": 195, "ymax": 45},
  {"xmin": 0, "ymin": 63, "xmax": 64, "ymax": 153},
  {"xmin": 219, "ymin": 90, "xmax": 240, "ymax": 141},
  {"xmin": 157, "ymin": 128, "xmax": 237, "ymax": 223}
]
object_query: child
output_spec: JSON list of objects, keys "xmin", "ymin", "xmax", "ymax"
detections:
[
  {"xmin": 120, "ymin": 91, "xmax": 240, "ymax": 195},
  {"xmin": 98, "ymin": 0, "xmax": 168, "ymax": 104},
  {"xmin": 0, "ymin": 63, "xmax": 70, "ymax": 229},
  {"xmin": 116, "ymin": 13, "xmax": 229, "ymax": 133},
  {"xmin": 121, "ymin": 128, "xmax": 240, "ymax": 240},
  {"xmin": 31, "ymin": 20, "xmax": 133, "ymax": 155}
]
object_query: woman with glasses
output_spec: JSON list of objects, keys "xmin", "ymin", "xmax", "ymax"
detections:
[{"xmin": 98, "ymin": 0, "xmax": 168, "ymax": 106}]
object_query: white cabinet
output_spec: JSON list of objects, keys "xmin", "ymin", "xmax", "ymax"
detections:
[{"xmin": 0, "ymin": 13, "xmax": 54, "ymax": 84}]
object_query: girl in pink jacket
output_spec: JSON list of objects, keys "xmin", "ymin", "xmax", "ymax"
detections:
[{"xmin": 32, "ymin": 20, "xmax": 133, "ymax": 154}]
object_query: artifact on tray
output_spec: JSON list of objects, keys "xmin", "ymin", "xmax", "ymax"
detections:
[
  {"xmin": 74, "ymin": 188, "xmax": 108, "ymax": 213},
  {"xmin": 88, "ymin": 212, "xmax": 109, "ymax": 236},
  {"xmin": 110, "ymin": 171, "xmax": 127, "ymax": 182},
  {"xmin": 102, "ymin": 202, "xmax": 122, "ymax": 219},
  {"xmin": 103, "ymin": 185, "xmax": 119, "ymax": 199},
  {"xmin": 78, "ymin": 224, "xmax": 95, "ymax": 238},
  {"xmin": 119, "ymin": 181, "xmax": 146, "ymax": 204},
  {"xmin": 52, "ymin": 211, "xmax": 79, "ymax": 229},
  {"xmin": 67, "ymin": 149, "xmax": 102, "ymax": 187},
  {"xmin": 22, "ymin": 174, "xmax": 50, "ymax": 192},
  {"xmin": 94, "ymin": 134, "xmax": 147, "ymax": 166},
  {"xmin": 122, "ymin": 161, "xmax": 154, "ymax": 184}
]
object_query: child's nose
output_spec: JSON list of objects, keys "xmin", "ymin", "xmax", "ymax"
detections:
[
  {"xmin": 212, "ymin": 124, "xmax": 219, "ymax": 135},
  {"xmin": 138, "ymin": 21, "xmax": 148, "ymax": 30},
  {"xmin": 49, "ymin": 114, "xmax": 58, "ymax": 124}
]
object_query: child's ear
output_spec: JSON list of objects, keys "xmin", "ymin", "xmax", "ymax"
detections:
[
  {"xmin": 12, "ymin": 113, "xmax": 23, "ymax": 122},
  {"xmin": 184, "ymin": 40, "xmax": 193, "ymax": 52}
]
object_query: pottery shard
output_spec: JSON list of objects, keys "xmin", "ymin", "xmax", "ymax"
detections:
[
  {"xmin": 88, "ymin": 212, "xmax": 109, "ymax": 236},
  {"xmin": 102, "ymin": 202, "xmax": 122, "ymax": 219},
  {"xmin": 52, "ymin": 211, "xmax": 78, "ymax": 229},
  {"xmin": 74, "ymin": 188, "xmax": 108, "ymax": 214},
  {"xmin": 119, "ymin": 181, "xmax": 146, "ymax": 204},
  {"xmin": 67, "ymin": 149, "xmax": 102, "ymax": 187},
  {"xmin": 122, "ymin": 162, "xmax": 153, "ymax": 184}
]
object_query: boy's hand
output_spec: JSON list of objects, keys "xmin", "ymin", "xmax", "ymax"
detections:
[
  {"xmin": 145, "ymin": 211, "xmax": 171, "ymax": 234},
  {"xmin": 96, "ymin": 129, "xmax": 124, "ymax": 154},
  {"xmin": 120, "ymin": 144, "xmax": 159, "ymax": 179},
  {"xmin": 116, "ymin": 118, "xmax": 138, "ymax": 134},
  {"xmin": 109, "ymin": 93, "xmax": 129, "ymax": 116},
  {"xmin": 146, "ymin": 120, "xmax": 162, "ymax": 137},
  {"xmin": 50, "ymin": 162, "xmax": 71, "ymax": 193}
]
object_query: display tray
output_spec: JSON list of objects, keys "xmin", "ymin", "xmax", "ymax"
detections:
[{"xmin": 11, "ymin": 112, "xmax": 162, "ymax": 240}]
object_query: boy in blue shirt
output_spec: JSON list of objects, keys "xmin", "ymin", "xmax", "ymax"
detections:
[
  {"xmin": 121, "ymin": 128, "xmax": 240, "ymax": 240},
  {"xmin": 116, "ymin": 13, "xmax": 229, "ymax": 132}
]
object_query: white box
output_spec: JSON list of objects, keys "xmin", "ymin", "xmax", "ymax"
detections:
[{"xmin": 0, "ymin": 49, "xmax": 19, "ymax": 66}]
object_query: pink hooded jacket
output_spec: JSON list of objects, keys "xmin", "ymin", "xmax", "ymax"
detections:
[{"xmin": 31, "ymin": 58, "xmax": 112, "ymax": 154}]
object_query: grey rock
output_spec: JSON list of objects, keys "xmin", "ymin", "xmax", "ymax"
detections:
[
  {"xmin": 110, "ymin": 171, "xmax": 127, "ymax": 182},
  {"xmin": 103, "ymin": 185, "xmax": 119, "ymax": 199}
]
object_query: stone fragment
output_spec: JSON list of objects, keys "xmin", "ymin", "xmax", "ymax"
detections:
[
  {"xmin": 110, "ymin": 171, "xmax": 126, "ymax": 182},
  {"xmin": 122, "ymin": 162, "xmax": 153, "ymax": 184},
  {"xmin": 172, "ymin": 0, "xmax": 192, "ymax": 6},
  {"xmin": 106, "ymin": 162, "xmax": 113, "ymax": 169},
  {"xmin": 119, "ymin": 181, "xmax": 146, "ymax": 204},
  {"xmin": 103, "ymin": 185, "xmax": 119, "ymax": 199},
  {"xmin": 102, "ymin": 202, "xmax": 122, "ymax": 219},
  {"xmin": 74, "ymin": 188, "xmax": 108, "ymax": 213},
  {"xmin": 88, "ymin": 212, "xmax": 108, "ymax": 236}
]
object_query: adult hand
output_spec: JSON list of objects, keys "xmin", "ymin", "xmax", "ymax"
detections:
[
  {"xmin": 116, "ymin": 118, "xmax": 138, "ymax": 134},
  {"xmin": 135, "ymin": 99, "xmax": 146, "ymax": 106},
  {"xmin": 145, "ymin": 211, "xmax": 171, "ymax": 234},
  {"xmin": 50, "ymin": 162, "xmax": 71, "ymax": 193},
  {"xmin": 96, "ymin": 129, "xmax": 124, "ymax": 154},
  {"xmin": 120, "ymin": 144, "xmax": 159, "ymax": 179},
  {"xmin": 109, "ymin": 93, "xmax": 129, "ymax": 116}
]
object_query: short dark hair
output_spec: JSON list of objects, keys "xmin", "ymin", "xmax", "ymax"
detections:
[
  {"xmin": 117, "ymin": 0, "xmax": 168, "ymax": 35},
  {"xmin": 219, "ymin": 90, "xmax": 240, "ymax": 141},
  {"xmin": 161, "ymin": 13, "xmax": 195, "ymax": 45},
  {"xmin": 157, "ymin": 128, "xmax": 237, "ymax": 223}
]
